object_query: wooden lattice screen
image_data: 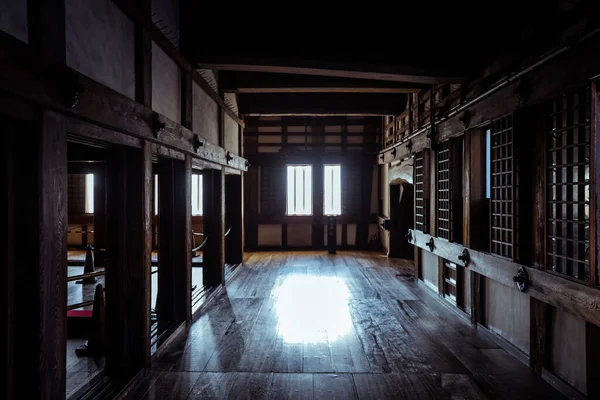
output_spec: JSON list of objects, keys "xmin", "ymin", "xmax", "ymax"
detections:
[
  {"xmin": 490, "ymin": 115, "xmax": 516, "ymax": 259},
  {"xmin": 414, "ymin": 151, "xmax": 427, "ymax": 232},
  {"xmin": 546, "ymin": 87, "xmax": 590, "ymax": 282},
  {"xmin": 436, "ymin": 142, "xmax": 451, "ymax": 239}
]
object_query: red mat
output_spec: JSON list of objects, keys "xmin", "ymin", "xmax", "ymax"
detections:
[{"xmin": 67, "ymin": 310, "xmax": 92, "ymax": 318}]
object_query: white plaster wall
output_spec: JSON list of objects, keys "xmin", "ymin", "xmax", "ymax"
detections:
[
  {"xmin": 193, "ymin": 81, "xmax": 219, "ymax": 145},
  {"xmin": 388, "ymin": 158, "xmax": 414, "ymax": 184},
  {"xmin": 224, "ymin": 113, "xmax": 239, "ymax": 155},
  {"xmin": 0, "ymin": 0, "xmax": 27, "ymax": 43},
  {"xmin": 484, "ymin": 278, "xmax": 530, "ymax": 354},
  {"xmin": 66, "ymin": 0, "xmax": 135, "ymax": 99},
  {"xmin": 152, "ymin": 41, "xmax": 181, "ymax": 123}
]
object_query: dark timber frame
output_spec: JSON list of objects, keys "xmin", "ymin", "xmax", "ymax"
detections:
[{"xmin": 0, "ymin": 0, "xmax": 246, "ymax": 396}]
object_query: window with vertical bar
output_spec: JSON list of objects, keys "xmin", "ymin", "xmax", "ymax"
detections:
[
  {"xmin": 436, "ymin": 142, "xmax": 451, "ymax": 239},
  {"xmin": 414, "ymin": 151, "xmax": 427, "ymax": 232},
  {"xmin": 324, "ymin": 165, "xmax": 341, "ymax": 215},
  {"xmin": 191, "ymin": 174, "xmax": 203, "ymax": 216},
  {"xmin": 546, "ymin": 88, "xmax": 590, "ymax": 282},
  {"xmin": 286, "ymin": 165, "xmax": 313, "ymax": 215},
  {"xmin": 490, "ymin": 115, "xmax": 515, "ymax": 259}
]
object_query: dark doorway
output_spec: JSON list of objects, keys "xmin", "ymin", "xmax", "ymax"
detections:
[{"xmin": 388, "ymin": 182, "xmax": 414, "ymax": 258}]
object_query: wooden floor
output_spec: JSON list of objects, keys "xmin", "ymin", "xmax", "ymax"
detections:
[{"xmin": 124, "ymin": 251, "xmax": 564, "ymax": 399}]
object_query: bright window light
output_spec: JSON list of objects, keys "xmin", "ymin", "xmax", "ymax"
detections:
[
  {"xmin": 324, "ymin": 165, "xmax": 341, "ymax": 215},
  {"xmin": 84, "ymin": 174, "xmax": 94, "ymax": 213},
  {"xmin": 154, "ymin": 174, "xmax": 158, "ymax": 215},
  {"xmin": 287, "ymin": 165, "xmax": 312, "ymax": 215},
  {"xmin": 192, "ymin": 174, "xmax": 203, "ymax": 216}
]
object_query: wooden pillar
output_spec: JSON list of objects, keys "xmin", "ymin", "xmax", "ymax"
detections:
[
  {"xmin": 588, "ymin": 83, "xmax": 600, "ymax": 399},
  {"xmin": 464, "ymin": 129, "xmax": 487, "ymax": 250},
  {"xmin": 106, "ymin": 142, "xmax": 151, "ymax": 377},
  {"xmin": 586, "ymin": 322, "xmax": 600, "ymax": 397},
  {"xmin": 93, "ymin": 164, "xmax": 108, "ymax": 267},
  {"xmin": 8, "ymin": 111, "xmax": 67, "ymax": 399},
  {"xmin": 357, "ymin": 158, "xmax": 373, "ymax": 249},
  {"xmin": 449, "ymin": 137, "xmax": 464, "ymax": 244},
  {"xmin": 529, "ymin": 297, "xmax": 551, "ymax": 374},
  {"xmin": 203, "ymin": 169, "xmax": 225, "ymax": 286},
  {"xmin": 244, "ymin": 166, "xmax": 259, "ymax": 250},
  {"xmin": 226, "ymin": 174, "xmax": 244, "ymax": 264},
  {"xmin": 157, "ymin": 158, "xmax": 191, "ymax": 326},
  {"xmin": 312, "ymin": 157, "xmax": 324, "ymax": 249}
]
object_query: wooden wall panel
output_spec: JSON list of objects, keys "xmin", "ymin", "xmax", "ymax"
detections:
[
  {"xmin": 484, "ymin": 277, "xmax": 530, "ymax": 354},
  {"xmin": 550, "ymin": 308, "xmax": 587, "ymax": 394}
]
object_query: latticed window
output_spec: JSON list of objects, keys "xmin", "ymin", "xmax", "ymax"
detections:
[
  {"xmin": 414, "ymin": 151, "xmax": 428, "ymax": 232},
  {"xmin": 490, "ymin": 115, "xmax": 516, "ymax": 259},
  {"xmin": 546, "ymin": 88, "xmax": 590, "ymax": 282},
  {"xmin": 436, "ymin": 141, "xmax": 451, "ymax": 239}
]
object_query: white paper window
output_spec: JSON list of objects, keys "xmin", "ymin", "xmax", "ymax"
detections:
[
  {"xmin": 287, "ymin": 165, "xmax": 312, "ymax": 215},
  {"xmin": 192, "ymin": 174, "xmax": 203, "ymax": 216},
  {"xmin": 324, "ymin": 165, "xmax": 341, "ymax": 215},
  {"xmin": 84, "ymin": 174, "xmax": 94, "ymax": 213}
]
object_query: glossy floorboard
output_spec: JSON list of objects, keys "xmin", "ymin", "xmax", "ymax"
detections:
[{"xmin": 125, "ymin": 251, "xmax": 564, "ymax": 399}]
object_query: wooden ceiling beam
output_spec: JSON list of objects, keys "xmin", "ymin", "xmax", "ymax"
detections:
[
  {"xmin": 196, "ymin": 59, "xmax": 466, "ymax": 85},
  {"xmin": 219, "ymin": 71, "xmax": 427, "ymax": 93},
  {"xmin": 239, "ymin": 93, "xmax": 407, "ymax": 116}
]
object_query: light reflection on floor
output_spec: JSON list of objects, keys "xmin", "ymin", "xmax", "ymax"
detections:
[{"xmin": 274, "ymin": 275, "xmax": 352, "ymax": 344}]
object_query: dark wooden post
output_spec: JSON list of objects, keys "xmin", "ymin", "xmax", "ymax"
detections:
[
  {"xmin": 176, "ymin": 157, "xmax": 192, "ymax": 324},
  {"xmin": 312, "ymin": 156, "xmax": 324, "ymax": 249},
  {"xmin": 157, "ymin": 158, "xmax": 191, "ymax": 326},
  {"xmin": 357, "ymin": 157, "xmax": 373, "ymax": 249},
  {"xmin": 106, "ymin": 142, "xmax": 151, "ymax": 377},
  {"xmin": 225, "ymin": 174, "xmax": 244, "ymax": 264},
  {"xmin": 244, "ymin": 166, "xmax": 259, "ymax": 250},
  {"xmin": 449, "ymin": 137, "xmax": 464, "ymax": 244},
  {"xmin": 586, "ymin": 322, "xmax": 600, "ymax": 398},
  {"xmin": 8, "ymin": 111, "xmax": 67, "ymax": 399},
  {"xmin": 93, "ymin": 164, "xmax": 108, "ymax": 267},
  {"xmin": 203, "ymin": 169, "xmax": 225, "ymax": 286}
]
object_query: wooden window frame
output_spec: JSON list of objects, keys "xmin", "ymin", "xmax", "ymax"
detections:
[
  {"xmin": 489, "ymin": 115, "xmax": 517, "ymax": 260},
  {"xmin": 545, "ymin": 86, "xmax": 594, "ymax": 284},
  {"xmin": 435, "ymin": 138, "xmax": 463, "ymax": 243},
  {"xmin": 414, "ymin": 150, "xmax": 430, "ymax": 233}
]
